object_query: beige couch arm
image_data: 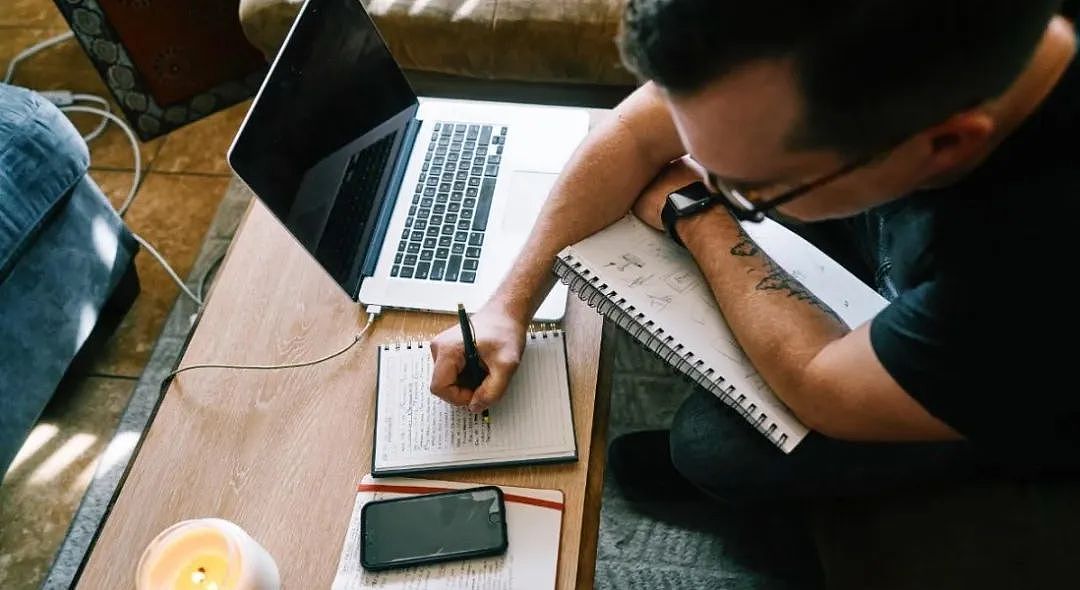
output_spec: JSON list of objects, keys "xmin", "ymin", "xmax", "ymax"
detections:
[{"xmin": 238, "ymin": 0, "xmax": 305, "ymax": 60}]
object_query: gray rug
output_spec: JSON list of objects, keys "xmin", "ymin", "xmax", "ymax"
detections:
[
  {"xmin": 595, "ymin": 331, "xmax": 823, "ymax": 589},
  {"xmin": 45, "ymin": 178, "xmax": 823, "ymax": 589}
]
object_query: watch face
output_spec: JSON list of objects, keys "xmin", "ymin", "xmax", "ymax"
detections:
[{"xmin": 669, "ymin": 191, "xmax": 704, "ymax": 212}]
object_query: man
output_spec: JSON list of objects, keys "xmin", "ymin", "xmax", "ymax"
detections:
[{"xmin": 429, "ymin": 0, "xmax": 1080, "ymax": 503}]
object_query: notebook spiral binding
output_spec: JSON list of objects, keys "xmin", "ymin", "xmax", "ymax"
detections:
[
  {"xmin": 379, "ymin": 340, "xmax": 427, "ymax": 351},
  {"xmin": 377, "ymin": 326, "xmax": 563, "ymax": 351},
  {"xmin": 526, "ymin": 323, "xmax": 563, "ymax": 340},
  {"xmin": 553, "ymin": 255, "xmax": 790, "ymax": 450}
]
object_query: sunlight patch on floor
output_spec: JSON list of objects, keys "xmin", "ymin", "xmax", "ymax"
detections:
[
  {"xmin": 29, "ymin": 433, "xmax": 97, "ymax": 485},
  {"xmin": 5, "ymin": 423, "xmax": 58, "ymax": 476},
  {"xmin": 408, "ymin": 0, "xmax": 434, "ymax": 15}
]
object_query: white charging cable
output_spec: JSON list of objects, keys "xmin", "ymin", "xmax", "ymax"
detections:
[
  {"xmin": 71, "ymin": 93, "xmax": 111, "ymax": 142},
  {"xmin": 129, "ymin": 233, "xmax": 203, "ymax": 306},
  {"xmin": 41, "ymin": 91, "xmax": 111, "ymax": 143},
  {"xmin": 5, "ymin": 33, "xmax": 112, "ymax": 145},
  {"xmin": 162, "ymin": 307, "xmax": 381, "ymax": 386},
  {"xmin": 51, "ymin": 107, "xmax": 207, "ymax": 311},
  {"xmin": 3, "ymin": 31, "xmax": 74, "ymax": 85},
  {"xmin": 57, "ymin": 104, "xmax": 142, "ymax": 215}
]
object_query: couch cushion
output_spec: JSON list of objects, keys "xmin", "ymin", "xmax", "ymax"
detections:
[
  {"xmin": 0, "ymin": 84, "xmax": 90, "ymax": 281},
  {"xmin": 0, "ymin": 173, "xmax": 137, "ymax": 477},
  {"xmin": 239, "ymin": 0, "xmax": 637, "ymax": 86}
]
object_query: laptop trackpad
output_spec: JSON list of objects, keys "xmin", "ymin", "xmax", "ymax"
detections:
[{"xmin": 501, "ymin": 171, "xmax": 558, "ymax": 234}]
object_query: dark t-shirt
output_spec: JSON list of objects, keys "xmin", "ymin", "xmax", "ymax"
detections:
[{"xmin": 869, "ymin": 39, "xmax": 1080, "ymax": 471}]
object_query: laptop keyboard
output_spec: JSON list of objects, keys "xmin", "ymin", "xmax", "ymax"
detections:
[
  {"xmin": 391, "ymin": 122, "xmax": 506, "ymax": 283},
  {"xmin": 316, "ymin": 132, "xmax": 397, "ymax": 283}
]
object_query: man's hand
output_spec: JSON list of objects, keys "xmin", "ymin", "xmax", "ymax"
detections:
[
  {"xmin": 429, "ymin": 303, "xmax": 527, "ymax": 413},
  {"xmin": 631, "ymin": 156, "xmax": 707, "ymax": 230}
]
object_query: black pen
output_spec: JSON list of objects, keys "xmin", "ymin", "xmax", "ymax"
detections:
[{"xmin": 457, "ymin": 303, "xmax": 490, "ymax": 423}]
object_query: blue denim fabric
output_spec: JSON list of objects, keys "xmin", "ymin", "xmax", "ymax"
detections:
[
  {"xmin": 0, "ymin": 83, "xmax": 137, "ymax": 476},
  {"xmin": 0, "ymin": 83, "xmax": 90, "ymax": 280}
]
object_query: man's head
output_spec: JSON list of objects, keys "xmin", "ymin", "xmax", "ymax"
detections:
[{"xmin": 619, "ymin": 0, "xmax": 1067, "ymax": 220}]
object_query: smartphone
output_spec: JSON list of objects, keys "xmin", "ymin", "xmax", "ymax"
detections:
[{"xmin": 359, "ymin": 485, "xmax": 509, "ymax": 571}]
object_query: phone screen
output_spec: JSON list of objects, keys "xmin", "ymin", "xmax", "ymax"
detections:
[{"xmin": 360, "ymin": 486, "xmax": 508, "ymax": 570}]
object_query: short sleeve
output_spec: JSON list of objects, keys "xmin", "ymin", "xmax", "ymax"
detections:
[{"xmin": 869, "ymin": 278, "xmax": 1020, "ymax": 445}]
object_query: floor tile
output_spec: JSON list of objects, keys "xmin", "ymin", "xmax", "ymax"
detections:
[
  {"xmin": 151, "ymin": 99, "xmax": 252, "ymax": 175},
  {"xmin": 0, "ymin": 0, "xmax": 67, "ymax": 29},
  {"xmin": 82, "ymin": 172, "xmax": 231, "ymax": 377},
  {"xmin": 0, "ymin": 377, "xmax": 135, "ymax": 590},
  {"xmin": 1, "ymin": 28, "xmax": 166, "ymax": 170}
]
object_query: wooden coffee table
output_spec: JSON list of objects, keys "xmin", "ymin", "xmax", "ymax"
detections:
[{"xmin": 75, "ymin": 179, "xmax": 614, "ymax": 586}]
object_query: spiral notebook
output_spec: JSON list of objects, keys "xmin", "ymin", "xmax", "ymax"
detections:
[
  {"xmin": 372, "ymin": 328, "xmax": 576, "ymax": 476},
  {"xmin": 554, "ymin": 214, "xmax": 888, "ymax": 453}
]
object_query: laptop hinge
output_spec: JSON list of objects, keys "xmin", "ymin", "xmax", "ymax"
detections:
[{"xmin": 360, "ymin": 116, "xmax": 422, "ymax": 279}]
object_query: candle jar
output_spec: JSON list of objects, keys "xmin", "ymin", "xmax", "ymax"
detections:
[{"xmin": 136, "ymin": 518, "xmax": 280, "ymax": 590}]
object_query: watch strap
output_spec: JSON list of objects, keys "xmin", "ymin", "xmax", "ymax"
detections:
[{"xmin": 662, "ymin": 181, "xmax": 715, "ymax": 247}]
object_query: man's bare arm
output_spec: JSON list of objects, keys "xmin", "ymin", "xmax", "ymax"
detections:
[
  {"xmin": 490, "ymin": 83, "xmax": 686, "ymax": 324},
  {"xmin": 678, "ymin": 207, "xmax": 961, "ymax": 441},
  {"xmin": 429, "ymin": 83, "xmax": 686, "ymax": 410}
]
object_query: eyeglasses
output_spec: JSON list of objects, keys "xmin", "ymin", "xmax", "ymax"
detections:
[{"xmin": 701, "ymin": 149, "xmax": 881, "ymax": 222}]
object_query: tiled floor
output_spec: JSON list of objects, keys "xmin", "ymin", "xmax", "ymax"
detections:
[{"xmin": 0, "ymin": 2, "xmax": 254, "ymax": 587}]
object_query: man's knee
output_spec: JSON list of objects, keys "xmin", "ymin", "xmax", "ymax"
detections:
[{"xmin": 669, "ymin": 390, "xmax": 788, "ymax": 502}]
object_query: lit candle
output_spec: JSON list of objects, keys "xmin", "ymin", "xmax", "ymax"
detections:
[{"xmin": 136, "ymin": 518, "xmax": 280, "ymax": 590}]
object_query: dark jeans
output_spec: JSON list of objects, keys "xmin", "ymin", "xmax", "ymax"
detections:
[{"xmin": 669, "ymin": 389, "xmax": 986, "ymax": 504}]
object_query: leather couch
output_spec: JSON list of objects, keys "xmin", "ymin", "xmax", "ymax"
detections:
[{"xmin": 238, "ymin": 0, "xmax": 636, "ymax": 88}]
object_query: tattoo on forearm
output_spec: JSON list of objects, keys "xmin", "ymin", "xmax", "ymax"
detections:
[
  {"xmin": 730, "ymin": 237, "xmax": 760, "ymax": 257},
  {"xmin": 729, "ymin": 234, "xmax": 843, "ymax": 324}
]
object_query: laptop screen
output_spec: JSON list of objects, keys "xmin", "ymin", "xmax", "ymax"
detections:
[{"xmin": 228, "ymin": 0, "xmax": 417, "ymax": 293}]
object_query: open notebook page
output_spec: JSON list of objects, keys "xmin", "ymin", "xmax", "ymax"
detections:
[
  {"xmin": 332, "ymin": 475, "xmax": 564, "ymax": 590},
  {"xmin": 374, "ymin": 332, "xmax": 575, "ymax": 475}
]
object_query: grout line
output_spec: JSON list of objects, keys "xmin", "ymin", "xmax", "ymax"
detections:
[
  {"xmin": 0, "ymin": 24, "xmax": 69, "ymax": 30},
  {"xmin": 83, "ymin": 373, "xmax": 140, "ymax": 382},
  {"xmin": 89, "ymin": 165, "xmax": 234, "ymax": 178},
  {"xmin": 146, "ymin": 169, "xmax": 236, "ymax": 178},
  {"xmin": 0, "ymin": 21, "xmax": 68, "ymax": 27}
]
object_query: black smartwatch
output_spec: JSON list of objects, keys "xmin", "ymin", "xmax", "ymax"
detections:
[{"xmin": 661, "ymin": 181, "xmax": 717, "ymax": 247}]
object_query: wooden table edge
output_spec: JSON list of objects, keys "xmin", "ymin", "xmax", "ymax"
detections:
[{"xmin": 575, "ymin": 320, "xmax": 616, "ymax": 589}]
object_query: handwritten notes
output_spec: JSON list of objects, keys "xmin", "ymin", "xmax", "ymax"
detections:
[{"xmin": 373, "ymin": 332, "xmax": 576, "ymax": 475}]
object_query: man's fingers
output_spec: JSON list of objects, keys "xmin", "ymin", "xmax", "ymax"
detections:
[
  {"xmin": 468, "ymin": 369, "xmax": 513, "ymax": 413},
  {"xmin": 440, "ymin": 384, "xmax": 473, "ymax": 406},
  {"xmin": 429, "ymin": 344, "xmax": 470, "ymax": 405}
]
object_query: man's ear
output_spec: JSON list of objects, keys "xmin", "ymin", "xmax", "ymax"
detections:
[{"xmin": 916, "ymin": 110, "xmax": 996, "ymax": 180}]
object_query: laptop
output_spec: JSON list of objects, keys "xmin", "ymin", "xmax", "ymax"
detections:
[{"xmin": 227, "ymin": 0, "xmax": 589, "ymax": 321}]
